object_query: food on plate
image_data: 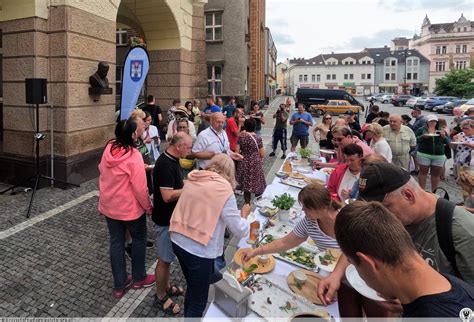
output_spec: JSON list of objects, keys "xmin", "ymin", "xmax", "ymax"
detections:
[
  {"xmin": 258, "ymin": 255, "xmax": 270, "ymax": 265},
  {"xmin": 319, "ymin": 248, "xmax": 342, "ymax": 266},
  {"xmin": 259, "ymin": 206, "xmax": 279, "ymax": 217},
  {"xmin": 282, "ymin": 161, "xmax": 293, "ymax": 174},
  {"xmin": 289, "ymin": 172, "xmax": 305, "ymax": 180},
  {"xmin": 280, "ymin": 247, "xmax": 316, "ymax": 269},
  {"xmin": 304, "ymin": 178, "xmax": 326, "ymax": 186},
  {"xmin": 321, "ymin": 167, "xmax": 334, "ymax": 175}
]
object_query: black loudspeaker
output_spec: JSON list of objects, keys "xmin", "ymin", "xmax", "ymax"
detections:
[{"xmin": 25, "ymin": 78, "xmax": 47, "ymax": 104}]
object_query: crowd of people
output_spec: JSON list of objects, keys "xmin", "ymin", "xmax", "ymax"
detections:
[{"xmin": 98, "ymin": 95, "xmax": 474, "ymax": 318}]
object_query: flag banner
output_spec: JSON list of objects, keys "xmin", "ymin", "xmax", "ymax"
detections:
[{"xmin": 120, "ymin": 46, "xmax": 150, "ymax": 121}]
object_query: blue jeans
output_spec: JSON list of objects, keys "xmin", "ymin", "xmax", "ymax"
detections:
[
  {"xmin": 210, "ymin": 254, "xmax": 226, "ymax": 284},
  {"xmin": 172, "ymin": 242, "xmax": 214, "ymax": 317},
  {"xmin": 105, "ymin": 214, "xmax": 147, "ymax": 289}
]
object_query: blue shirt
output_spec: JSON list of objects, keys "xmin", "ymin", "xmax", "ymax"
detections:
[
  {"xmin": 204, "ymin": 104, "xmax": 221, "ymax": 114},
  {"xmin": 290, "ymin": 112, "xmax": 313, "ymax": 136},
  {"xmin": 413, "ymin": 115, "xmax": 427, "ymax": 133},
  {"xmin": 222, "ymin": 104, "xmax": 236, "ymax": 118}
]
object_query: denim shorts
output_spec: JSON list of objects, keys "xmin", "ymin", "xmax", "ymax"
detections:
[
  {"xmin": 416, "ymin": 152, "xmax": 446, "ymax": 167},
  {"xmin": 154, "ymin": 224, "xmax": 176, "ymax": 263}
]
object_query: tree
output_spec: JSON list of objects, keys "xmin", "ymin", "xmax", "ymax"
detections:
[{"xmin": 434, "ymin": 68, "xmax": 474, "ymax": 98}]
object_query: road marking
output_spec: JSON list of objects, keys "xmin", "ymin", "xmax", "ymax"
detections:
[
  {"xmin": 0, "ymin": 190, "xmax": 100, "ymax": 240},
  {"xmin": 104, "ymin": 260, "xmax": 158, "ymax": 318}
]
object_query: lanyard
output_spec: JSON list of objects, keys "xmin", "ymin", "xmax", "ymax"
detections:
[{"xmin": 210, "ymin": 128, "xmax": 227, "ymax": 152}]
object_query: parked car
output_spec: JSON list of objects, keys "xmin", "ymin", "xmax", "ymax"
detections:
[
  {"xmin": 442, "ymin": 99, "xmax": 468, "ymax": 115},
  {"xmin": 414, "ymin": 97, "xmax": 430, "ymax": 109},
  {"xmin": 424, "ymin": 96, "xmax": 457, "ymax": 111},
  {"xmin": 378, "ymin": 94, "xmax": 393, "ymax": 104},
  {"xmin": 406, "ymin": 97, "xmax": 418, "ymax": 108},
  {"xmin": 311, "ymin": 99, "xmax": 361, "ymax": 116},
  {"xmin": 368, "ymin": 93, "xmax": 386, "ymax": 101},
  {"xmin": 460, "ymin": 98, "xmax": 474, "ymax": 112},
  {"xmin": 391, "ymin": 95, "xmax": 414, "ymax": 107},
  {"xmin": 295, "ymin": 88, "xmax": 364, "ymax": 113}
]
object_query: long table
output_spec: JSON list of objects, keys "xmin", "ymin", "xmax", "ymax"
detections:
[{"xmin": 204, "ymin": 155, "xmax": 340, "ymax": 320}]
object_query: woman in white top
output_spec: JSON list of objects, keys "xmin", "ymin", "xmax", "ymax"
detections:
[
  {"xmin": 142, "ymin": 112, "xmax": 160, "ymax": 163},
  {"xmin": 366, "ymin": 122, "xmax": 392, "ymax": 163},
  {"xmin": 313, "ymin": 113, "xmax": 333, "ymax": 148}
]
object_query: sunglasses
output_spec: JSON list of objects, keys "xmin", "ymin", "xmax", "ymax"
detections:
[{"xmin": 324, "ymin": 117, "xmax": 332, "ymax": 120}]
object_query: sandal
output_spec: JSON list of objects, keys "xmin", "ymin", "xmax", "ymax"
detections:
[
  {"xmin": 153, "ymin": 294, "xmax": 180, "ymax": 315},
  {"xmin": 166, "ymin": 284, "xmax": 185, "ymax": 297}
]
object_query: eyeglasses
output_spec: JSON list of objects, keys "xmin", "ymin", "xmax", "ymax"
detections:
[{"xmin": 324, "ymin": 117, "xmax": 332, "ymax": 120}]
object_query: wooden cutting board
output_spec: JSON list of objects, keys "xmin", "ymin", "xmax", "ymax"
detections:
[
  {"xmin": 233, "ymin": 248, "xmax": 276, "ymax": 274},
  {"xmin": 287, "ymin": 269, "xmax": 335, "ymax": 305}
]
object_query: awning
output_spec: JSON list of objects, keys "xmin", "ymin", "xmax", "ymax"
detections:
[{"xmin": 378, "ymin": 83, "xmax": 398, "ymax": 87}]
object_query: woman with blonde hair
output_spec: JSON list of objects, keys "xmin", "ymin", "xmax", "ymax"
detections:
[
  {"xmin": 313, "ymin": 113, "xmax": 333, "ymax": 148},
  {"xmin": 169, "ymin": 154, "xmax": 250, "ymax": 317},
  {"xmin": 365, "ymin": 122, "xmax": 392, "ymax": 162}
]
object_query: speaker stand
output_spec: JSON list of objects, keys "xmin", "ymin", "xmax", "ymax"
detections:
[{"xmin": 0, "ymin": 103, "xmax": 80, "ymax": 218}]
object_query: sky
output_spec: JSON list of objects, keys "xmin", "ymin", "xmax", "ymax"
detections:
[{"xmin": 266, "ymin": 0, "xmax": 474, "ymax": 63}]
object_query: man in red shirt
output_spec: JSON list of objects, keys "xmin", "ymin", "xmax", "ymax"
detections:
[{"xmin": 226, "ymin": 104, "xmax": 245, "ymax": 152}]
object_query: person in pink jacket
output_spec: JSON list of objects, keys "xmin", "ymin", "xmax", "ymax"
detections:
[{"xmin": 98, "ymin": 116, "xmax": 154, "ymax": 299}]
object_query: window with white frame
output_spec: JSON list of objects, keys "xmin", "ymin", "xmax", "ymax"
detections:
[
  {"xmin": 456, "ymin": 45, "xmax": 461, "ymax": 54},
  {"xmin": 407, "ymin": 73, "xmax": 412, "ymax": 80},
  {"xmin": 344, "ymin": 74, "xmax": 348, "ymax": 80},
  {"xmin": 361, "ymin": 74, "xmax": 366, "ymax": 79},
  {"xmin": 385, "ymin": 73, "xmax": 390, "ymax": 80},
  {"xmin": 205, "ymin": 12, "xmax": 223, "ymax": 41},
  {"xmin": 326, "ymin": 74, "xmax": 331, "ymax": 80},
  {"xmin": 413, "ymin": 59, "xmax": 418, "ymax": 66},
  {"xmin": 303, "ymin": 75, "xmax": 308, "ymax": 82},
  {"xmin": 207, "ymin": 64, "xmax": 222, "ymax": 96},
  {"xmin": 299, "ymin": 75, "xmax": 303, "ymax": 82},
  {"xmin": 116, "ymin": 29, "xmax": 128, "ymax": 45},
  {"xmin": 311, "ymin": 74, "xmax": 315, "ymax": 82},
  {"xmin": 462, "ymin": 44, "xmax": 468, "ymax": 53},
  {"xmin": 442, "ymin": 45, "xmax": 447, "ymax": 54},
  {"xmin": 317, "ymin": 74, "xmax": 320, "ymax": 82},
  {"xmin": 391, "ymin": 73, "xmax": 396, "ymax": 80},
  {"xmin": 435, "ymin": 61, "xmax": 446, "ymax": 72},
  {"xmin": 367, "ymin": 73, "xmax": 371, "ymax": 79},
  {"xmin": 456, "ymin": 61, "xmax": 467, "ymax": 70},
  {"xmin": 349, "ymin": 74, "xmax": 354, "ymax": 80},
  {"xmin": 332, "ymin": 74, "xmax": 336, "ymax": 80},
  {"xmin": 436, "ymin": 46, "xmax": 441, "ymax": 55},
  {"xmin": 413, "ymin": 73, "xmax": 418, "ymax": 80}
]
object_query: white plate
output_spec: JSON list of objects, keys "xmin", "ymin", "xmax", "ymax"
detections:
[
  {"xmin": 319, "ymin": 149, "xmax": 336, "ymax": 154},
  {"xmin": 294, "ymin": 166, "xmax": 313, "ymax": 174},
  {"xmin": 314, "ymin": 251, "xmax": 337, "ymax": 272},
  {"xmin": 320, "ymin": 167, "xmax": 334, "ymax": 176},
  {"xmin": 345, "ymin": 264, "xmax": 385, "ymax": 301}
]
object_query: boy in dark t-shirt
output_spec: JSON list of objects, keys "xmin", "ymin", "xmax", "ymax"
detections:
[{"xmin": 333, "ymin": 201, "xmax": 474, "ymax": 318}]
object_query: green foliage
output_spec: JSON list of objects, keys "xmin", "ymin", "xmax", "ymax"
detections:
[
  {"xmin": 271, "ymin": 193, "xmax": 296, "ymax": 210},
  {"xmin": 434, "ymin": 68, "xmax": 474, "ymax": 98},
  {"xmin": 298, "ymin": 148, "xmax": 312, "ymax": 158}
]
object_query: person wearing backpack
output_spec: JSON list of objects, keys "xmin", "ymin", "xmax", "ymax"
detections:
[{"xmin": 318, "ymin": 162, "xmax": 474, "ymax": 310}]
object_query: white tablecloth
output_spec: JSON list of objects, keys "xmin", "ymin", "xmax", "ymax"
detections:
[{"xmin": 204, "ymin": 155, "xmax": 340, "ymax": 320}]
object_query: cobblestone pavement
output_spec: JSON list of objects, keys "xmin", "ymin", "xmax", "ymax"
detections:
[{"xmin": 0, "ymin": 96, "xmax": 463, "ymax": 318}]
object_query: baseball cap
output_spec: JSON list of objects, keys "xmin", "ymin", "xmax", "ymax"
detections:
[
  {"xmin": 358, "ymin": 163, "xmax": 411, "ymax": 202},
  {"xmin": 426, "ymin": 114, "xmax": 438, "ymax": 122}
]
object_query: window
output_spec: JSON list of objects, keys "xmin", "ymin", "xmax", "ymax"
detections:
[
  {"xmin": 407, "ymin": 73, "xmax": 412, "ymax": 80},
  {"xmin": 362, "ymin": 61, "xmax": 366, "ymax": 64},
  {"xmin": 299, "ymin": 75, "xmax": 303, "ymax": 82},
  {"xmin": 205, "ymin": 12, "xmax": 223, "ymax": 41},
  {"xmin": 332, "ymin": 74, "xmax": 336, "ymax": 80},
  {"xmin": 391, "ymin": 60, "xmax": 396, "ymax": 66},
  {"xmin": 391, "ymin": 73, "xmax": 396, "ymax": 80},
  {"xmin": 344, "ymin": 61, "xmax": 348, "ymax": 65},
  {"xmin": 349, "ymin": 74, "xmax": 354, "ymax": 80},
  {"xmin": 435, "ymin": 61, "xmax": 446, "ymax": 72},
  {"xmin": 456, "ymin": 61, "xmax": 467, "ymax": 70},
  {"xmin": 344, "ymin": 74, "xmax": 348, "ymax": 80},
  {"xmin": 361, "ymin": 74, "xmax": 366, "ymax": 79},
  {"xmin": 349, "ymin": 61, "xmax": 354, "ymax": 65},
  {"xmin": 464, "ymin": 27, "xmax": 467, "ymax": 32},
  {"xmin": 116, "ymin": 29, "xmax": 128, "ymax": 45},
  {"xmin": 413, "ymin": 73, "xmax": 418, "ymax": 80},
  {"xmin": 385, "ymin": 60, "xmax": 390, "ymax": 66},
  {"xmin": 207, "ymin": 65, "xmax": 222, "ymax": 95},
  {"xmin": 458, "ymin": 28, "xmax": 461, "ymax": 32},
  {"xmin": 317, "ymin": 74, "xmax": 321, "ymax": 82},
  {"xmin": 456, "ymin": 45, "xmax": 461, "ymax": 54},
  {"xmin": 311, "ymin": 74, "xmax": 315, "ymax": 82},
  {"xmin": 442, "ymin": 45, "xmax": 447, "ymax": 54},
  {"xmin": 413, "ymin": 60, "xmax": 418, "ymax": 66},
  {"xmin": 436, "ymin": 46, "xmax": 441, "ymax": 54},
  {"xmin": 407, "ymin": 60, "xmax": 412, "ymax": 66},
  {"xmin": 462, "ymin": 45, "xmax": 468, "ymax": 53},
  {"xmin": 367, "ymin": 73, "xmax": 371, "ymax": 79},
  {"xmin": 327, "ymin": 74, "xmax": 331, "ymax": 80},
  {"xmin": 385, "ymin": 73, "xmax": 390, "ymax": 80}
]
